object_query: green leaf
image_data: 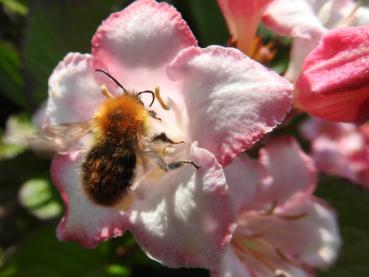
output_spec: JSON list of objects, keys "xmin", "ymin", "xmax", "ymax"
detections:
[
  {"xmin": 0, "ymin": 114, "xmax": 36, "ymax": 159},
  {"xmin": 316, "ymin": 176, "xmax": 369, "ymax": 276},
  {"xmin": 0, "ymin": 0, "xmax": 28, "ymax": 15},
  {"xmin": 257, "ymin": 24, "xmax": 291, "ymax": 74},
  {"xmin": 23, "ymin": 0, "xmax": 126, "ymax": 107},
  {"xmin": 18, "ymin": 178, "xmax": 62, "ymax": 220},
  {"xmin": 0, "ymin": 42, "xmax": 26, "ymax": 107},
  {"xmin": 185, "ymin": 0, "xmax": 228, "ymax": 46},
  {"xmin": 104, "ymin": 264, "xmax": 129, "ymax": 276},
  {"xmin": 0, "ymin": 142, "xmax": 24, "ymax": 160},
  {"xmin": 1, "ymin": 226, "xmax": 130, "ymax": 277}
]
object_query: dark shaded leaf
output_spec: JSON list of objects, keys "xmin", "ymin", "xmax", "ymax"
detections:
[
  {"xmin": 185, "ymin": 0, "xmax": 228, "ymax": 46},
  {"xmin": 317, "ymin": 176, "xmax": 369, "ymax": 276},
  {"xmin": 23, "ymin": 0, "xmax": 126, "ymax": 107},
  {"xmin": 0, "ymin": 42, "xmax": 26, "ymax": 107},
  {"xmin": 1, "ymin": 226, "xmax": 129, "ymax": 277}
]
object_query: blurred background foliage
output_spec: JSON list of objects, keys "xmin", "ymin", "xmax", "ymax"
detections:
[{"xmin": 0, "ymin": 0, "xmax": 368, "ymax": 276}]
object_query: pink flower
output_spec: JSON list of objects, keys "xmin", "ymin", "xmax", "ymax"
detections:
[
  {"xmin": 263, "ymin": 0, "xmax": 369, "ymax": 81},
  {"xmin": 295, "ymin": 26, "xmax": 369, "ymax": 124},
  {"xmin": 213, "ymin": 137, "xmax": 341, "ymax": 276},
  {"xmin": 217, "ymin": 0, "xmax": 273, "ymax": 56},
  {"xmin": 263, "ymin": 1, "xmax": 369, "ymax": 123},
  {"xmin": 301, "ymin": 117, "xmax": 369, "ymax": 189},
  {"xmin": 42, "ymin": 0, "xmax": 292, "ymax": 269}
]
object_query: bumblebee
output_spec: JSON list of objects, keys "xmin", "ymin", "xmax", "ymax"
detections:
[{"xmin": 32, "ymin": 70, "xmax": 199, "ymax": 209}]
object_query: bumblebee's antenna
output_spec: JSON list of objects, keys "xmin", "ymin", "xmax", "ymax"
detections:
[
  {"xmin": 95, "ymin": 69, "xmax": 127, "ymax": 93},
  {"xmin": 137, "ymin": 90, "xmax": 155, "ymax": 107}
]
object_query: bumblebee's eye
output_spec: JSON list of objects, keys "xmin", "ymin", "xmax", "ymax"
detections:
[{"xmin": 136, "ymin": 90, "xmax": 155, "ymax": 107}]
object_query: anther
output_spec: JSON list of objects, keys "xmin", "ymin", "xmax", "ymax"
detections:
[
  {"xmin": 155, "ymin": 87, "xmax": 170, "ymax": 110},
  {"xmin": 100, "ymin": 85, "xmax": 115, "ymax": 99}
]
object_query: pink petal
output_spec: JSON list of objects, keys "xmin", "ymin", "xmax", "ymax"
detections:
[
  {"xmin": 224, "ymin": 154, "xmax": 267, "ymax": 213},
  {"xmin": 251, "ymin": 137, "xmax": 316, "ymax": 209},
  {"xmin": 246, "ymin": 194, "xmax": 341, "ymax": 269},
  {"xmin": 311, "ymin": 136, "xmax": 368, "ymax": 186},
  {"xmin": 299, "ymin": 116, "xmax": 358, "ymax": 140},
  {"xmin": 314, "ymin": 0, "xmax": 352, "ymax": 28},
  {"xmin": 46, "ymin": 53, "xmax": 104, "ymax": 125},
  {"xmin": 211, "ymin": 247, "xmax": 252, "ymax": 277},
  {"xmin": 285, "ymin": 36, "xmax": 322, "ymax": 81},
  {"xmin": 217, "ymin": 0, "xmax": 272, "ymax": 55},
  {"xmin": 314, "ymin": 0, "xmax": 369, "ymax": 28},
  {"xmin": 51, "ymin": 151, "xmax": 127, "ymax": 248},
  {"xmin": 354, "ymin": 5, "xmax": 369, "ymax": 26},
  {"xmin": 215, "ymin": 229, "xmax": 314, "ymax": 277},
  {"xmin": 296, "ymin": 26, "xmax": 369, "ymax": 124},
  {"xmin": 91, "ymin": 0, "xmax": 197, "ymax": 92},
  {"xmin": 168, "ymin": 46, "xmax": 293, "ymax": 166},
  {"xmin": 301, "ymin": 117, "xmax": 369, "ymax": 189},
  {"xmin": 263, "ymin": 0, "xmax": 326, "ymax": 39},
  {"xmin": 128, "ymin": 143, "xmax": 236, "ymax": 269},
  {"xmin": 229, "ymin": 241, "xmax": 313, "ymax": 277}
]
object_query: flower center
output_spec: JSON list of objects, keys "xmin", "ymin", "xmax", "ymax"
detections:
[{"xmin": 231, "ymin": 203, "xmax": 309, "ymax": 276}]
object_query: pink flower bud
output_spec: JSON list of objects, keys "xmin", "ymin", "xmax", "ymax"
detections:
[{"xmin": 296, "ymin": 26, "xmax": 369, "ymax": 124}]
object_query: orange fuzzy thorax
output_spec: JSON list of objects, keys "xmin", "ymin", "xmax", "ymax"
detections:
[{"xmin": 93, "ymin": 94, "xmax": 149, "ymax": 143}]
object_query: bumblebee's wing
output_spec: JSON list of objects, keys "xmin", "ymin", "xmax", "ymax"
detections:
[
  {"xmin": 27, "ymin": 121, "xmax": 92, "ymax": 155},
  {"xmin": 136, "ymin": 135, "xmax": 150, "ymax": 172}
]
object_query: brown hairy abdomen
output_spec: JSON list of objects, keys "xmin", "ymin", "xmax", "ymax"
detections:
[{"xmin": 81, "ymin": 142, "xmax": 136, "ymax": 206}]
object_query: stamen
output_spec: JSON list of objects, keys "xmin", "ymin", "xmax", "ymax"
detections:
[
  {"xmin": 155, "ymin": 87, "xmax": 170, "ymax": 110},
  {"xmin": 244, "ymin": 231, "xmax": 264, "ymax": 239},
  {"xmin": 274, "ymin": 247, "xmax": 310, "ymax": 271},
  {"xmin": 250, "ymin": 36, "xmax": 262, "ymax": 58},
  {"xmin": 250, "ymin": 36, "xmax": 277, "ymax": 64},
  {"xmin": 233, "ymin": 238, "xmax": 277, "ymax": 273},
  {"xmin": 336, "ymin": 0, "xmax": 362, "ymax": 27},
  {"xmin": 100, "ymin": 85, "xmax": 115, "ymax": 99}
]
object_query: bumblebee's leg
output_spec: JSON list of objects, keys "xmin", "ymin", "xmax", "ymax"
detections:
[
  {"xmin": 155, "ymin": 156, "xmax": 200, "ymax": 171},
  {"xmin": 100, "ymin": 85, "xmax": 115, "ymax": 99},
  {"xmin": 167, "ymin": 160, "xmax": 200, "ymax": 170},
  {"xmin": 148, "ymin": 110, "xmax": 161, "ymax": 121},
  {"xmin": 152, "ymin": 132, "xmax": 184, "ymax": 144}
]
